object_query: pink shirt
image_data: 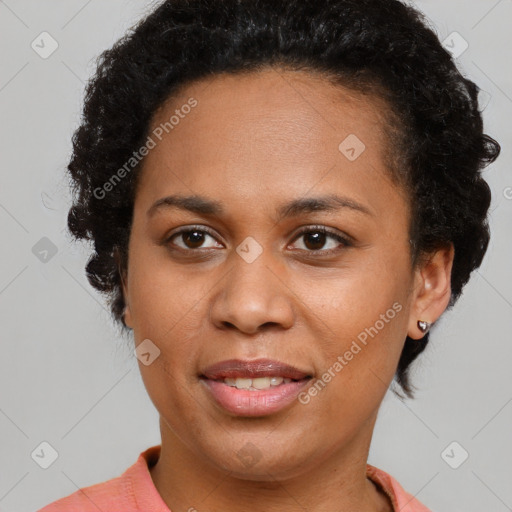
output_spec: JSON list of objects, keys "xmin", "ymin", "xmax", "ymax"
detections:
[{"xmin": 38, "ymin": 445, "xmax": 431, "ymax": 511}]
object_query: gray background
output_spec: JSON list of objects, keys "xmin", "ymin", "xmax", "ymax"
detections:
[{"xmin": 0, "ymin": 1, "xmax": 511, "ymax": 510}]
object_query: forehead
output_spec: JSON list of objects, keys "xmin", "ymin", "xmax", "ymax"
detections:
[
  {"xmin": 149, "ymin": 67, "xmax": 389, "ymax": 157},
  {"xmin": 135, "ymin": 67, "xmax": 403, "ymax": 214}
]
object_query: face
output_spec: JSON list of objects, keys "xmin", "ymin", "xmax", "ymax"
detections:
[{"xmin": 122, "ymin": 68, "xmax": 447, "ymax": 480}]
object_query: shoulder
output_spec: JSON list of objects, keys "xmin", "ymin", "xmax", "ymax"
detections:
[
  {"xmin": 37, "ymin": 473, "xmax": 132, "ymax": 512},
  {"xmin": 366, "ymin": 464, "xmax": 433, "ymax": 512},
  {"xmin": 37, "ymin": 445, "xmax": 164, "ymax": 512},
  {"xmin": 36, "ymin": 445, "xmax": 163, "ymax": 512}
]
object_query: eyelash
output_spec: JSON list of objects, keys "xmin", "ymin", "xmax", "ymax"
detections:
[
  {"xmin": 164, "ymin": 224, "xmax": 352, "ymax": 256},
  {"xmin": 291, "ymin": 225, "xmax": 353, "ymax": 254}
]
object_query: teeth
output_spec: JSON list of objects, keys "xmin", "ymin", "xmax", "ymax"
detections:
[
  {"xmin": 223, "ymin": 376, "xmax": 292, "ymax": 390},
  {"xmin": 235, "ymin": 378, "xmax": 252, "ymax": 390},
  {"xmin": 270, "ymin": 376, "xmax": 284, "ymax": 386},
  {"xmin": 252, "ymin": 377, "xmax": 271, "ymax": 389}
]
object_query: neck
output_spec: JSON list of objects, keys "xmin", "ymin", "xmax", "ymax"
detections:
[{"xmin": 150, "ymin": 413, "xmax": 393, "ymax": 512}]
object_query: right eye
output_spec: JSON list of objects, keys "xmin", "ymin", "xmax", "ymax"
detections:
[{"xmin": 165, "ymin": 226, "xmax": 224, "ymax": 251}]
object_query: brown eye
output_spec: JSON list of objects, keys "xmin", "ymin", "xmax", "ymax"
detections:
[
  {"xmin": 290, "ymin": 226, "xmax": 352, "ymax": 254},
  {"xmin": 303, "ymin": 231, "xmax": 327, "ymax": 250},
  {"xmin": 180, "ymin": 230, "xmax": 206, "ymax": 249},
  {"xmin": 167, "ymin": 227, "xmax": 222, "ymax": 250}
]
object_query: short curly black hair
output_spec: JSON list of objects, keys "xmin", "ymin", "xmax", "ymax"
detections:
[{"xmin": 67, "ymin": 0, "xmax": 500, "ymax": 398}]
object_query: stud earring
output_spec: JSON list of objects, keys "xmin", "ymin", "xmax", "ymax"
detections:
[{"xmin": 417, "ymin": 320, "xmax": 431, "ymax": 334}]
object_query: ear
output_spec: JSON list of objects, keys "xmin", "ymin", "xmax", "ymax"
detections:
[
  {"xmin": 120, "ymin": 269, "xmax": 134, "ymax": 328},
  {"xmin": 114, "ymin": 246, "xmax": 133, "ymax": 328},
  {"xmin": 407, "ymin": 243, "xmax": 455, "ymax": 340}
]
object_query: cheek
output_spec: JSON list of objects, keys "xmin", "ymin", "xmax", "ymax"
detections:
[
  {"xmin": 127, "ymin": 244, "xmax": 208, "ymax": 338},
  {"xmin": 127, "ymin": 245, "xmax": 212, "ymax": 389},
  {"xmin": 300, "ymin": 257, "xmax": 406, "ymax": 339},
  {"xmin": 305, "ymin": 303, "xmax": 407, "ymax": 436},
  {"xmin": 138, "ymin": 354, "xmax": 204, "ymax": 450},
  {"xmin": 302, "ymin": 266, "xmax": 409, "ymax": 397}
]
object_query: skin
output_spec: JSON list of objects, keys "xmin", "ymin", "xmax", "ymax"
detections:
[{"xmin": 121, "ymin": 67, "xmax": 454, "ymax": 512}]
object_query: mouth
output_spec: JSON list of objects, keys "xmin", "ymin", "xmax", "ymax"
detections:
[
  {"xmin": 199, "ymin": 359, "xmax": 313, "ymax": 416},
  {"xmin": 217, "ymin": 375, "xmax": 296, "ymax": 390}
]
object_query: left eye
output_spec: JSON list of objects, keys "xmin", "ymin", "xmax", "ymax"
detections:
[{"xmin": 290, "ymin": 228, "xmax": 351, "ymax": 252}]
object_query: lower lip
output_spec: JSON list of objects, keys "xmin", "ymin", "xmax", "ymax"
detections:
[{"xmin": 201, "ymin": 378, "xmax": 310, "ymax": 416}]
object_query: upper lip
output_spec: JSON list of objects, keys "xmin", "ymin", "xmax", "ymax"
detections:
[{"xmin": 201, "ymin": 358, "xmax": 311, "ymax": 380}]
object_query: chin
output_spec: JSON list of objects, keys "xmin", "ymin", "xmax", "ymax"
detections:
[{"xmin": 200, "ymin": 437, "xmax": 323, "ymax": 482}]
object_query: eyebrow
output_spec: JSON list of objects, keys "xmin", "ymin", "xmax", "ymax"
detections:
[{"xmin": 146, "ymin": 193, "xmax": 374, "ymax": 220}]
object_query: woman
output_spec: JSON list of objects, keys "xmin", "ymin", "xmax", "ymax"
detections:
[{"xmin": 39, "ymin": 0, "xmax": 500, "ymax": 510}]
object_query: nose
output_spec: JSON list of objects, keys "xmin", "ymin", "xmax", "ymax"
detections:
[{"xmin": 209, "ymin": 249, "xmax": 295, "ymax": 334}]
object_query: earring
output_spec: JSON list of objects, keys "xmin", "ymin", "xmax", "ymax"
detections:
[{"xmin": 417, "ymin": 320, "xmax": 431, "ymax": 334}]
